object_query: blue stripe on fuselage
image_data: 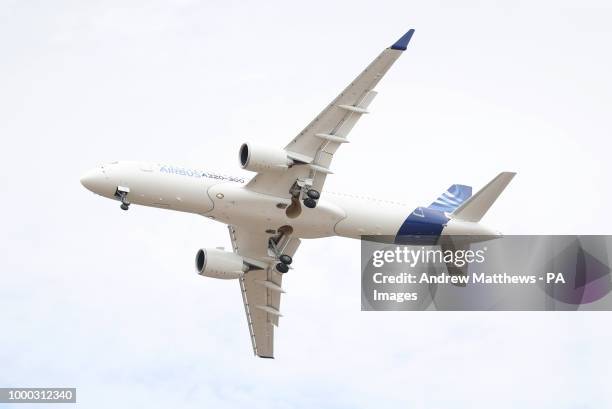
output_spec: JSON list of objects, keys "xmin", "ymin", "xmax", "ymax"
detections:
[{"xmin": 395, "ymin": 207, "xmax": 449, "ymax": 245}]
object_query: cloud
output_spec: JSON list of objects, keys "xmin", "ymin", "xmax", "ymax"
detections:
[{"xmin": 1, "ymin": 1, "xmax": 611, "ymax": 408}]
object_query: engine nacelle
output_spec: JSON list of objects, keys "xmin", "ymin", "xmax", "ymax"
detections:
[
  {"xmin": 195, "ymin": 248, "xmax": 247, "ymax": 279},
  {"xmin": 239, "ymin": 142, "xmax": 293, "ymax": 172}
]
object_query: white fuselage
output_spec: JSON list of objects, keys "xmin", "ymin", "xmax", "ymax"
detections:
[{"xmin": 80, "ymin": 161, "xmax": 497, "ymax": 241}]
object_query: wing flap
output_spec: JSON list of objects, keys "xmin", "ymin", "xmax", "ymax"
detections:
[
  {"xmin": 241, "ymin": 269, "xmax": 277, "ymax": 358},
  {"xmin": 229, "ymin": 225, "xmax": 300, "ymax": 358}
]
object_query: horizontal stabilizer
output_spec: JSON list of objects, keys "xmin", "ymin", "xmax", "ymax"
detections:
[{"xmin": 451, "ymin": 172, "xmax": 516, "ymax": 222}]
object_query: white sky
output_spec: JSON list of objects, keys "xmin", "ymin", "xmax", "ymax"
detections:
[{"xmin": 1, "ymin": 1, "xmax": 611, "ymax": 408}]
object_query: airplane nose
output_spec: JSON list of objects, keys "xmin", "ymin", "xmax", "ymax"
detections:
[{"xmin": 80, "ymin": 167, "xmax": 106, "ymax": 193}]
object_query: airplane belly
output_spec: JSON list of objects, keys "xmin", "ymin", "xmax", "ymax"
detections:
[
  {"xmin": 331, "ymin": 196, "xmax": 409, "ymax": 239},
  {"xmin": 207, "ymin": 184, "xmax": 345, "ymax": 238},
  {"xmin": 169, "ymin": 177, "xmax": 215, "ymax": 213}
]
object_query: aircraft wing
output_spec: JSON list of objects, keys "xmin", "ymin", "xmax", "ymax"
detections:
[
  {"xmin": 228, "ymin": 225, "xmax": 300, "ymax": 358},
  {"xmin": 245, "ymin": 29, "xmax": 415, "ymax": 197}
]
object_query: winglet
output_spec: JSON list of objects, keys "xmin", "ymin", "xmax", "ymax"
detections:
[{"xmin": 390, "ymin": 29, "xmax": 415, "ymax": 51}]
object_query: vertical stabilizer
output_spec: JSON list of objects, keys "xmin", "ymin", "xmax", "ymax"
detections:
[{"xmin": 428, "ymin": 184, "xmax": 472, "ymax": 213}]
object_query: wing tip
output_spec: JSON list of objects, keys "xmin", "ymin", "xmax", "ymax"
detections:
[
  {"xmin": 497, "ymin": 171, "xmax": 517, "ymax": 182},
  {"xmin": 390, "ymin": 29, "xmax": 415, "ymax": 51},
  {"xmin": 258, "ymin": 355, "xmax": 274, "ymax": 359}
]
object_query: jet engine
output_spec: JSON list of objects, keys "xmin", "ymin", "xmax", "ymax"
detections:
[
  {"xmin": 239, "ymin": 142, "xmax": 293, "ymax": 172},
  {"xmin": 195, "ymin": 248, "xmax": 248, "ymax": 279}
]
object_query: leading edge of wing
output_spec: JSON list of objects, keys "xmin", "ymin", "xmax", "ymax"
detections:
[{"xmin": 390, "ymin": 29, "xmax": 415, "ymax": 51}]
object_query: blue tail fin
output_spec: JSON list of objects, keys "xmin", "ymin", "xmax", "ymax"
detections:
[{"xmin": 428, "ymin": 184, "xmax": 472, "ymax": 213}]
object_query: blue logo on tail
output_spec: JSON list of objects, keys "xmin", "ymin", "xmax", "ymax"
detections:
[
  {"xmin": 395, "ymin": 183, "xmax": 471, "ymax": 245},
  {"xmin": 428, "ymin": 184, "xmax": 472, "ymax": 213}
]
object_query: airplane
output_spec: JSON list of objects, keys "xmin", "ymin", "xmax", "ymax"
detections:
[{"xmin": 80, "ymin": 29, "xmax": 515, "ymax": 358}]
